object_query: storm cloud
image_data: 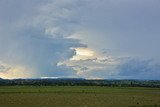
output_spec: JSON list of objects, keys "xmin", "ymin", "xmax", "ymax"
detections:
[
  {"xmin": 0, "ymin": 0, "xmax": 85, "ymax": 78},
  {"xmin": 0, "ymin": 0, "xmax": 160, "ymax": 79}
]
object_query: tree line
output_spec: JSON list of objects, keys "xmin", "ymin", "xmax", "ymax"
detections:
[{"xmin": 0, "ymin": 78, "xmax": 160, "ymax": 88}]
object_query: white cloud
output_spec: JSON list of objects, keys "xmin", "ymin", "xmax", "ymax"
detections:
[
  {"xmin": 59, "ymin": 47, "xmax": 121, "ymax": 78},
  {"xmin": 0, "ymin": 0, "xmax": 160, "ymax": 79}
]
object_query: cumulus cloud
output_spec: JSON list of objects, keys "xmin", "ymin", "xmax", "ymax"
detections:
[
  {"xmin": 0, "ymin": 0, "xmax": 159, "ymax": 79},
  {"xmin": 0, "ymin": 0, "xmax": 86, "ymax": 78},
  {"xmin": 70, "ymin": 0, "xmax": 160, "ymax": 60},
  {"xmin": 59, "ymin": 47, "xmax": 121, "ymax": 78}
]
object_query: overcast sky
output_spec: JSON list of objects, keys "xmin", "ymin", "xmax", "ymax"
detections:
[{"xmin": 0, "ymin": 0, "xmax": 160, "ymax": 79}]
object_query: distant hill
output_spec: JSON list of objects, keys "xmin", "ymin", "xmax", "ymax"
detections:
[{"xmin": 0, "ymin": 78, "xmax": 160, "ymax": 88}]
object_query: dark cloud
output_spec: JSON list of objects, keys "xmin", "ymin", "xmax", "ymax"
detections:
[
  {"xmin": 0, "ymin": 0, "xmax": 85, "ymax": 78},
  {"xmin": 0, "ymin": 0, "xmax": 160, "ymax": 79},
  {"xmin": 117, "ymin": 59, "xmax": 160, "ymax": 80}
]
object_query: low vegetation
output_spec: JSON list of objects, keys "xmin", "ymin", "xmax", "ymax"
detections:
[{"xmin": 0, "ymin": 86, "xmax": 159, "ymax": 107}]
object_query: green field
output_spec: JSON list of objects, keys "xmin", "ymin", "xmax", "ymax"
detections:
[{"xmin": 0, "ymin": 86, "xmax": 159, "ymax": 107}]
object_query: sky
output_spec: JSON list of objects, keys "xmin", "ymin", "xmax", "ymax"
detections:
[{"xmin": 0, "ymin": 0, "xmax": 160, "ymax": 79}]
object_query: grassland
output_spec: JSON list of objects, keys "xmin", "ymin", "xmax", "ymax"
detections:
[{"xmin": 0, "ymin": 86, "xmax": 159, "ymax": 107}]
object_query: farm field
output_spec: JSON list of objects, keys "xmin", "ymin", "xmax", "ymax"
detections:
[{"xmin": 0, "ymin": 86, "xmax": 159, "ymax": 107}]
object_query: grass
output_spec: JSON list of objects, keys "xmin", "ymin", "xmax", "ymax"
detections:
[{"xmin": 0, "ymin": 86, "xmax": 159, "ymax": 107}]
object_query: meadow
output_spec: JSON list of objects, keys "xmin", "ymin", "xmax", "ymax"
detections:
[{"xmin": 0, "ymin": 86, "xmax": 159, "ymax": 107}]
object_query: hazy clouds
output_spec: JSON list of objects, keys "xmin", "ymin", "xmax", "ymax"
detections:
[{"xmin": 0, "ymin": 0, "xmax": 160, "ymax": 79}]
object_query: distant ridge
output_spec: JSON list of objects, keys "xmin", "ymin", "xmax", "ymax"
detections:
[{"xmin": 0, "ymin": 77, "xmax": 160, "ymax": 88}]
